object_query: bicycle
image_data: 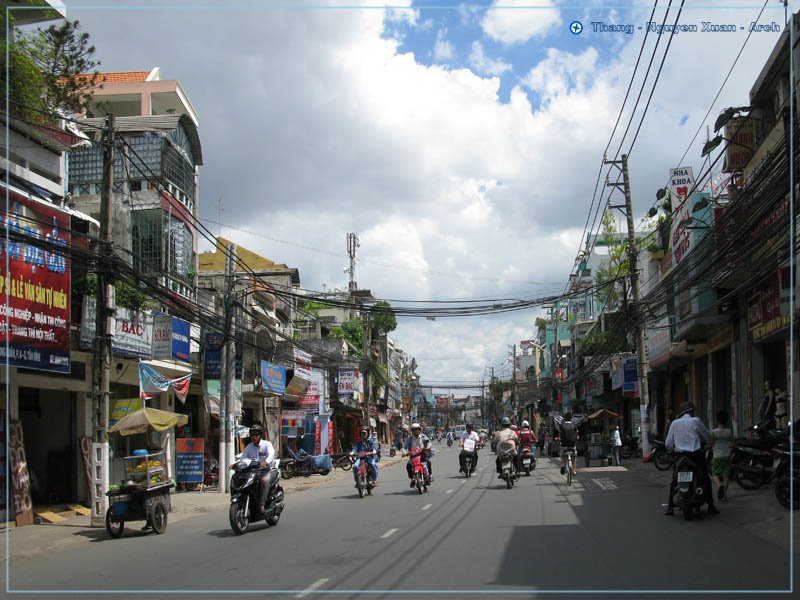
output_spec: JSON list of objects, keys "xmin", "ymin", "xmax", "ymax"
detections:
[{"xmin": 563, "ymin": 448, "xmax": 576, "ymax": 486}]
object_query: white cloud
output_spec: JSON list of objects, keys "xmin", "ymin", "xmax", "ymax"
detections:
[
  {"xmin": 468, "ymin": 41, "xmax": 512, "ymax": 76},
  {"xmin": 481, "ymin": 0, "xmax": 562, "ymax": 44},
  {"xmin": 434, "ymin": 29, "xmax": 455, "ymax": 62},
  {"xmin": 72, "ymin": 2, "xmax": 788, "ymax": 385}
]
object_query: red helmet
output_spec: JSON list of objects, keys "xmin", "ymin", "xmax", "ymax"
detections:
[{"xmin": 510, "ymin": 425, "xmax": 518, "ymax": 431}]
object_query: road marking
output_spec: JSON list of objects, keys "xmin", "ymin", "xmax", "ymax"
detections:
[
  {"xmin": 421, "ymin": 503, "xmax": 433, "ymax": 510},
  {"xmin": 295, "ymin": 578, "xmax": 330, "ymax": 598},
  {"xmin": 381, "ymin": 528, "xmax": 399, "ymax": 539},
  {"xmin": 446, "ymin": 489, "xmax": 454, "ymax": 494}
]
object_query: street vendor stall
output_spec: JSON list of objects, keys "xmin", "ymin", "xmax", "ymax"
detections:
[
  {"xmin": 104, "ymin": 407, "xmax": 188, "ymax": 537},
  {"xmin": 584, "ymin": 408, "xmax": 622, "ymax": 467}
]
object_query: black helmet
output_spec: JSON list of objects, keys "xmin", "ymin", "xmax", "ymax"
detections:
[
  {"xmin": 679, "ymin": 401, "xmax": 695, "ymax": 417},
  {"xmin": 249, "ymin": 424, "xmax": 264, "ymax": 437},
  {"xmin": 466, "ymin": 423, "xmax": 473, "ymax": 430}
]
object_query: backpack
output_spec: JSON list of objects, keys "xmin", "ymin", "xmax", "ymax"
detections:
[{"xmin": 560, "ymin": 421, "xmax": 577, "ymax": 446}]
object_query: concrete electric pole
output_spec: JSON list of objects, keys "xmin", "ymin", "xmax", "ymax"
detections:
[{"xmin": 605, "ymin": 153, "xmax": 652, "ymax": 458}]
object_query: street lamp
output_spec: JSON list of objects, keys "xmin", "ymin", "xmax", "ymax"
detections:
[{"xmin": 713, "ymin": 105, "xmax": 752, "ymax": 133}]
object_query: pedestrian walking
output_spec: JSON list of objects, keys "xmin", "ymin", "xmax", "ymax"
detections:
[
  {"xmin": 756, "ymin": 379, "xmax": 775, "ymax": 424},
  {"xmin": 611, "ymin": 424, "xmax": 622, "ymax": 466},
  {"xmin": 711, "ymin": 410, "xmax": 735, "ymax": 502}
]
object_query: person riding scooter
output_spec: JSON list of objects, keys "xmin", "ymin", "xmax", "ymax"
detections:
[
  {"xmin": 237, "ymin": 424, "xmax": 276, "ymax": 514},
  {"xmin": 493, "ymin": 417, "xmax": 518, "ymax": 477},
  {"xmin": 459, "ymin": 423, "xmax": 480, "ymax": 474},
  {"xmin": 515, "ymin": 420, "xmax": 538, "ymax": 471},
  {"xmin": 403, "ymin": 423, "xmax": 433, "ymax": 486},
  {"xmin": 664, "ymin": 401, "xmax": 719, "ymax": 516},
  {"xmin": 351, "ymin": 427, "xmax": 379, "ymax": 487}
]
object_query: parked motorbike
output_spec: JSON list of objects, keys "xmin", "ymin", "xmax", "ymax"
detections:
[
  {"xmin": 498, "ymin": 449, "xmax": 518, "ymax": 489},
  {"xmin": 671, "ymin": 452, "xmax": 708, "ymax": 521},
  {"xmin": 620, "ymin": 435, "xmax": 642, "ymax": 459},
  {"xmin": 280, "ymin": 448, "xmax": 333, "ymax": 479},
  {"xmin": 353, "ymin": 450, "xmax": 376, "ymax": 498},
  {"xmin": 520, "ymin": 445, "xmax": 536, "ymax": 475},
  {"xmin": 773, "ymin": 441, "xmax": 800, "ymax": 510},
  {"xmin": 731, "ymin": 425, "xmax": 788, "ymax": 490},
  {"xmin": 228, "ymin": 458, "xmax": 285, "ymax": 535},
  {"xmin": 649, "ymin": 438, "xmax": 674, "ymax": 471},
  {"xmin": 408, "ymin": 447, "xmax": 430, "ymax": 494}
]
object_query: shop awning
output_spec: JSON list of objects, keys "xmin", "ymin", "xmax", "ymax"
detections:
[{"xmin": 588, "ymin": 408, "xmax": 622, "ymax": 420}]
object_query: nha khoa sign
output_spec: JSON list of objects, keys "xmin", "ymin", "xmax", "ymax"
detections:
[{"xmin": 669, "ymin": 166, "xmax": 695, "ymax": 209}]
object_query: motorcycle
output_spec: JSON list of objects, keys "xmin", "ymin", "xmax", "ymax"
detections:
[
  {"xmin": 649, "ymin": 438, "xmax": 674, "ymax": 471},
  {"xmin": 447, "ymin": 438, "xmax": 453, "ymax": 447},
  {"xmin": 280, "ymin": 448, "xmax": 333, "ymax": 479},
  {"xmin": 353, "ymin": 450, "xmax": 376, "ymax": 498},
  {"xmin": 408, "ymin": 447, "xmax": 430, "ymax": 494},
  {"xmin": 671, "ymin": 452, "xmax": 708, "ymax": 521},
  {"xmin": 460, "ymin": 438, "xmax": 478, "ymax": 478},
  {"xmin": 773, "ymin": 441, "xmax": 800, "ymax": 510},
  {"xmin": 499, "ymin": 449, "xmax": 518, "ymax": 489},
  {"xmin": 620, "ymin": 435, "xmax": 642, "ymax": 459},
  {"xmin": 731, "ymin": 426, "xmax": 788, "ymax": 490},
  {"xmin": 228, "ymin": 458, "xmax": 285, "ymax": 535},
  {"xmin": 520, "ymin": 445, "xmax": 536, "ymax": 475}
]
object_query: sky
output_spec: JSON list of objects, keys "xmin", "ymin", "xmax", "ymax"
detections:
[{"xmin": 49, "ymin": 0, "xmax": 798, "ymax": 390}]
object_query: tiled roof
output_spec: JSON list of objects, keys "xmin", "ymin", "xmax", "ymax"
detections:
[{"xmin": 96, "ymin": 71, "xmax": 151, "ymax": 84}]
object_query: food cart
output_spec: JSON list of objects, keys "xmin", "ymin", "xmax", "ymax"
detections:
[
  {"xmin": 105, "ymin": 407, "xmax": 188, "ymax": 538},
  {"xmin": 106, "ymin": 450, "xmax": 173, "ymax": 537},
  {"xmin": 584, "ymin": 408, "xmax": 622, "ymax": 467}
]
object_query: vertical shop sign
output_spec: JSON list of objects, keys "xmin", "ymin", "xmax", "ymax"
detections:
[
  {"xmin": 176, "ymin": 438, "xmax": 204, "ymax": 484},
  {"xmin": 0, "ymin": 193, "xmax": 71, "ymax": 372},
  {"xmin": 9, "ymin": 420, "xmax": 33, "ymax": 526}
]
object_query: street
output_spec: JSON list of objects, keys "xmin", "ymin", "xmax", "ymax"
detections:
[{"xmin": 3, "ymin": 444, "xmax": 797, "ymax": 599}]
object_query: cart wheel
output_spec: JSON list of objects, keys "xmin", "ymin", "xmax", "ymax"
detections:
[
  {"xmin": 105, "ymin": 507, "xmax": 124, "ymax": 538},
  {"xmin": 150, "ymin": 501, "xmax": 168, "ymax": 534}
]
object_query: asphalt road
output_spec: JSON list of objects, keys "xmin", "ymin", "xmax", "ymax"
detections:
[{"xmin": 4, "ymin": 445, "xmax": 798, "ymax": 599}]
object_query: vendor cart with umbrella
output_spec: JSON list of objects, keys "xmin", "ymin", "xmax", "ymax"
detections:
[
  {"xmin": 104, "ymin": 407, "xmax": 188, "ymax": 538},
  {"xmin": 584, "ymin": 408, "xmax": 622, "ymax": 467}
]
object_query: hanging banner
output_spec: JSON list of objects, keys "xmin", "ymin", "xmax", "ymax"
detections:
[
  {"xmin": 203, "ymin": 331, "xmax": 224, "ymax": 379},
  {"xmin": 338, "ymin": 370, "xmax": 356, "ymax": 397},
  {"xmin": 139, "ymin": 361, "xmax": 191, "ymax": 402},
  {"xmin": 0, "ymin": 191, "xmax": 71, "ymax": 372}
]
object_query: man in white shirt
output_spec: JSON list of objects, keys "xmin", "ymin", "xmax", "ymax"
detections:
[
  {"xmin": 664, "ymin": 402, "xmax": 718, "ymax": 516},
  {"xmin": 239, "ymin": 424, "xmax": 276, "ymax": 512},
  {"xmin": 459, "ymin": 423, "xmax": 480, "ymax": 474}
]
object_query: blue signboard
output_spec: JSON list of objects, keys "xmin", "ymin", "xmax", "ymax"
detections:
[
  {"xmin": 171, "ymin": 317, "xmax": 190, "ymax": 362},
  {"xmin": 176, "ymin": 438, "xmax": 204, "ymax": 484},
  {"xmin": 204, "ymin": 331, "xmax": 223, "ymax": 379},
  {"xmin": 261, "ymin": 360, "xmax": 287, "ymax": 395},
  {"xmin": 623, "ymin": 358, "xmax": 639, "ymax": 394}
]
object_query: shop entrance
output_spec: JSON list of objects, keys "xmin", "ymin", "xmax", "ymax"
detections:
[{"xmin": 18, "ymin": 387, "xmax": 77, "ymax": 507}]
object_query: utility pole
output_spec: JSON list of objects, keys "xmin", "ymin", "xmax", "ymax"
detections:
[
  {"xmin": 361, "ymin": 308, "xmax": 371, "ymax": 428},
  {"xmin": 606, "ymin": 153, "xmax": 652, "ymax": 457},
  {"xmin": 91, "ymin": 114, "xmax": 114, "ymax": 527},
  {"xmin": 510, "ymin": 344, "xmax": 517, "ymax": 422},
  {"xmin": 220, "ymin": 243, "xmax": 236, "ymax": 493}
]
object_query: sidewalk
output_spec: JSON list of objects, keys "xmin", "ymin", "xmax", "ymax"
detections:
[
  {"xmin": 1, "ymin": 452, "xmax": 408, "ymax": 562},
  {"xmin": 598, "ymin": 454, "xmax": 798, "ymax": 552}
]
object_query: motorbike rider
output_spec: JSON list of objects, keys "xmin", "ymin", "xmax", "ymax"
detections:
[
  {"xmin": 351, "ymin": 427, "xmax": 379, "ymax": 487},
  {"xmin": 516, "ymin": 420, "xmax": 538, "ymax": 470},
  {"xmin": 664, "ymin": 401, "xmax": 719, "ymax": 516},
  {"xmin": 554, "ymin": 412, "xmax": 584, "ymax": 477},
  {"xmin": 446, "ymin": 430, "xmax": 454, "ymax": 445},
  {"xmin": 459, "ymin": 422, "xmax": 481, "ymax": 474},
  {"xmin": 493, "ymin": 417, "xmax": 519, "ymax": 476},
  {"xmin": 403, "ymin": 423, "xmax": 433, "ymax": 486},
  {"xmin": 238, "ymin": 424, "xmax": 276, "ymax": 513}
]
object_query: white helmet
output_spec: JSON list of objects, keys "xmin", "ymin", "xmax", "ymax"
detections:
[{"xmin": 522, "ymin": 420, "xmax": 530, "ymax": 428}]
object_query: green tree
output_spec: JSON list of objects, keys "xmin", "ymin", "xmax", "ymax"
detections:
[
  {"xmin": 330, "ymin": 318, "xmax": 364, "ymax": 355},
  {"xmin": 1, "ymin": 16, "xmax": 100, "ymax": 118},
  {"xmin": 371, "ymin": 300, "xmax": 397, "ymax": 335},
  {"xmin": 594, "ymin": 210, "xmax": 629, "ymax": 311}
]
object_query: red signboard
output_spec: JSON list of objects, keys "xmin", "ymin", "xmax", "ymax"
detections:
[{"xmin": 1, "ymin": 190, "xmax": 71, "ymax": 372}]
